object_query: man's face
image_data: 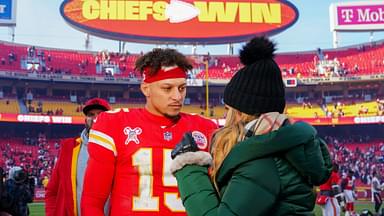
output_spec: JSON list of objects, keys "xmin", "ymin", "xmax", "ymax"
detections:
[
  {"xmin": 85, "ymin": 108, "xmax": 104, "ymax": 131},
  {"xmin": 141, "ymin": 78, "xmax": 186, "ymax": 118}
]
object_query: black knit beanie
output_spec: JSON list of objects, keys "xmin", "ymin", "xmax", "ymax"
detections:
[{"xmin": 224, "ymin": 36, "xmax": 286, "ymax": 115}]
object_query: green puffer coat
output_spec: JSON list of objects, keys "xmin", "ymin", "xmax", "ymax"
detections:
[{"xmin": 174, "ymin": 122, "xmax": 332, "ymax": 216}]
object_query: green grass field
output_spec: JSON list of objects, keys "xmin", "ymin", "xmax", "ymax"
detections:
[
  {"xmin": 28, "ymin": 203, "xmax": 45, "ymax": 216},
  {"xmin": 314, "ymin": 202, "xmax": 374, "ymax": 215},
  {"xmin": 29, "ymin": 201, "xmax": 376, "ymax": 216}
]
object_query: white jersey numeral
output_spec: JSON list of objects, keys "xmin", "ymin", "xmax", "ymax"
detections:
[
  {"xmin": 132, "ymin": 148, "xmax": 185, "ymax": 212},
  {"xmin": 163, "ymin": 149, "xmax": 185, "ymax": 212},
  {"xmin": 132, "ymin": 148, "xmax": 159, "ymax": 211}
]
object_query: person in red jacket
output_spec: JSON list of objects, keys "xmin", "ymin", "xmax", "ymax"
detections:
[
  {"xmin": 45, "ymin": 98, "xmax": 111, "ymax": 216},
  {"xmin": 81, "ymin": 48, "xmax": 217, "ymax": 216},
  {"xmin": 318, "ymin": 163, "xmax": 344, "ymax": 216}
]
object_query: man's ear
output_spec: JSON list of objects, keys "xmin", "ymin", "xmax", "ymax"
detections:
[{"xmin": 140, "ymin": 83, "xmax": 150, "ymax": 97}]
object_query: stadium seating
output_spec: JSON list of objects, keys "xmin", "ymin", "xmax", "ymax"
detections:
[
  {"xmin": 0, "ymin": 135, "xmax": 60, "ymax": 187},
  {"xmin": 0, "ymin": 98, "xmax": 20, "ymax": 114},
  {"xmin": 285, "ymin": 103, "xmax": 324, "ymax": 118},
  {"xmin": 9, "ymin": 96, "xmax": 380, "ymax": 119},
  {"xmin": 2, "ymin": 40, "xmax": 384, "ymax": 80},
  {"xmin": 25, "ymin": 99, "xmax": 74, "ymax": 116},
  {"xmin": 2, "ymin": 134, "xmax": 382, "ymax": 190}
]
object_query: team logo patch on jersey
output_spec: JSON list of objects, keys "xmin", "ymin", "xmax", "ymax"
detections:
[
  {"xmin": 123, "ymin": 127, "xmax": 142, "ymax": 145},
  {"xmin": 192, "ymin": 131, "xmax": 208, "ymax": 150},
  {"xmin": 163, "ymin": 131, "xmax": 173, "ymax": 141}
]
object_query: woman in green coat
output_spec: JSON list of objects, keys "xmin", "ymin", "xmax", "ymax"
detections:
[{"xmin": 170, "ymin": 37, "xmax": 333, "ymax": 216}]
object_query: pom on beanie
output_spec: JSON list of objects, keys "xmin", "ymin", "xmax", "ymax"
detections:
[
  {"xmin": 239, "ymin": 36, "xmax": 276, "ymax": 66},
  {"xmin": 223, "ymin": 36, "xmax": 286, "ymax": 115}
]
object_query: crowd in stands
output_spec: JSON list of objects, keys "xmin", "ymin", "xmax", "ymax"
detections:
[
  {"xmin": 0, "ymin": 132, "xmax": 59, "ymax": 189},
  {"xmin": 290, "ymin": 95, "xmax": 384, "ymax": 118},
  {"xmin": 377, "ymin": 99, "xmax": 384, "ymax": 116},
  {"xmin": 1, "ymin": 40, "xmax": 384, "ymax": 80},
  {"xmin": 1, "ymin": 132, "xmax": 383, "ymax": 196},
  {"xmin": 21, "ymin": 90, "xmax": 65, "ymax": 116},
  {"xmin": 94, "ymin": 50, "xmax": 139, "ymax": 78},
  {"xmin": 325, "ymin": 135, "xmax": 384, "ymax": 188},
  {"xmin": 1, "ymin": 89, "xmax": 383, "ymax": 119},
  {"xmin": 195, "ymin": 42, "xmax": 384, "ymax": 79}
]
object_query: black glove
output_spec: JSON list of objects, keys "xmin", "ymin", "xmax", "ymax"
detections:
[{"xmin": 171, "ymin": 132, "xmax": 199, "ymax": 159}]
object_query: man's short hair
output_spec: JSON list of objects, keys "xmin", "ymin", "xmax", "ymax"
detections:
[{"xmin": 135, "ymin": 48, "xmax": 192, "ymax": 77}]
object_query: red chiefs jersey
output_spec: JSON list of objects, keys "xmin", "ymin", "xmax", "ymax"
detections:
[
  {"xmin": 319, "ymin": 171, "xmax": 341, "ymax": 191},
  {"xmin": 81, "ymin": 108, "xmax": 217, "ymax": 216},
  {"xmin": 343, "ymin": 176, "xmax": 354, "ymax": 190}
]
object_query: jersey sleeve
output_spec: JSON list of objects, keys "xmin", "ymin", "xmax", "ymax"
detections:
[
  {"xmin": 81, "ymin": 111, "xmax": 119, "ymax": 216},
  {"xmin": 88, "ymin": 111, "xmax": 118, "ymax": 156},
  {"xmin": 332, "ymin": 172, "xmax": 341, "ymax": 185}
]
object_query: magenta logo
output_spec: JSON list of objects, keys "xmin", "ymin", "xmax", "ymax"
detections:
[{"xmin": 337, "ymin": 5, "xmax": 384, "ymax": 25}]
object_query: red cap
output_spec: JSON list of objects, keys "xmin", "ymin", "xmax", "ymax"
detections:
[{"xmin": 83, "ymin": 98, "xmax": 111, "ymax": 115}]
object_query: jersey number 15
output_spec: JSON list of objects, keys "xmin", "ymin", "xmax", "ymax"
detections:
[{"xmin": 132, "ymin": 148, "xmax": 185, "ymax": 212}]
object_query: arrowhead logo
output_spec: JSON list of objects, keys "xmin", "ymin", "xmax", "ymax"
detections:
[
  {"xmin": 165, "ymin": 0, "xmax": 200, "ymax": 23},
  {"xmin": 61, "ymin": 0, "xmax": 299, "ymax": 44}
]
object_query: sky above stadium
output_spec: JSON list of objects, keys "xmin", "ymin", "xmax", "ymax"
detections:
[{"xmin": 0, "ymin": 0, "xmax": 383, "ymax": 55}]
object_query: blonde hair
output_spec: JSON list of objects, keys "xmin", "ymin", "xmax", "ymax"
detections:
[{"xmin": 210, "ymin": 107, "xmax": 257, "ymax": 190}]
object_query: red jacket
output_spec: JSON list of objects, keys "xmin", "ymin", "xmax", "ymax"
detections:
[
  {"xmin": 45, "ymin": 137, "xmax": 81, "ymax": 216},
  {"xmin": 319, "ymin": 170, "xmax": 341, "ymax": 192}
]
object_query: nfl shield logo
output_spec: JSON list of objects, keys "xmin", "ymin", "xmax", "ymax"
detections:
[{"xmin": 163, "ymin": 131, "xmax": 172, "ymax": 141}]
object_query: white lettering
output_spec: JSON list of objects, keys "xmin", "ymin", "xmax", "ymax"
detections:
[
  {"xmin": 358, "ymin": 8, "xmax": 384, "ymax": 23},
  {"xmin": 52, "ymin": 116, "xmax": 72, "ymax": 124},
  {"xmin": 357, "ymin": 9, "xmax": 370, "ymax": 22},
  {"xmin": 0, "ymin": 5, "xmax": 6, "ymax": 14},
  {"xmin": 17, "ymin": 115, "xmax": 50, "ymax": 123},
  {"xmin": 34, "ymin": 190, "xmax": 45, "ymax": 199},
  {"xmin": 380, "ymin": 8, "xmax": 384, "ymax": 21},
  {"xmin": 354, "ymin": 116, "xmax": 384, "ymax": 124},
  {"xmin": 371, "ymin": 11, "xmax": 379, "ymax": 22},
  {"xmin": 341, "ymin": 9, "xmax": 353, "ymax": 22}
]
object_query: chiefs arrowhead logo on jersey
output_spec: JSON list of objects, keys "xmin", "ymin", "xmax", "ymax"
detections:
[
  {"xmin": 191, "ymin": 131, "xmax": 208, "ymax": 150},
  {"xmin": 123, "ymin": 127, "xmax": 142, "ymax": 145}
]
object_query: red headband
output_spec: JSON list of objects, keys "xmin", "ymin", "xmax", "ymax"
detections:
[{"xmin": 142, "ymin": 66, "xmax": 187, "ymax": 83}]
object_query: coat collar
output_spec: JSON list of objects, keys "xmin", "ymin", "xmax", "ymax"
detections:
[{"xmin": 216, "ymin": 122, "xmax": 317, "ymax": 184}]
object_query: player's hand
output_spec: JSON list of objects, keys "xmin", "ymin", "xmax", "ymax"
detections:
[{"xmin": 171, "ymin": 132, "xmax": 199, "ymax": 159}]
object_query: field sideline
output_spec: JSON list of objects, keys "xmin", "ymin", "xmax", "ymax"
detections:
[{"xmin": 29, "ymin": 201, "xmax": 376, "ymax": 216}]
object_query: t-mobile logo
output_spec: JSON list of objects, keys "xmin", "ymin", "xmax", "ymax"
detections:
[{"xmin": 341, "ymin": 9, "xmax": 354, "ymax": 22}]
